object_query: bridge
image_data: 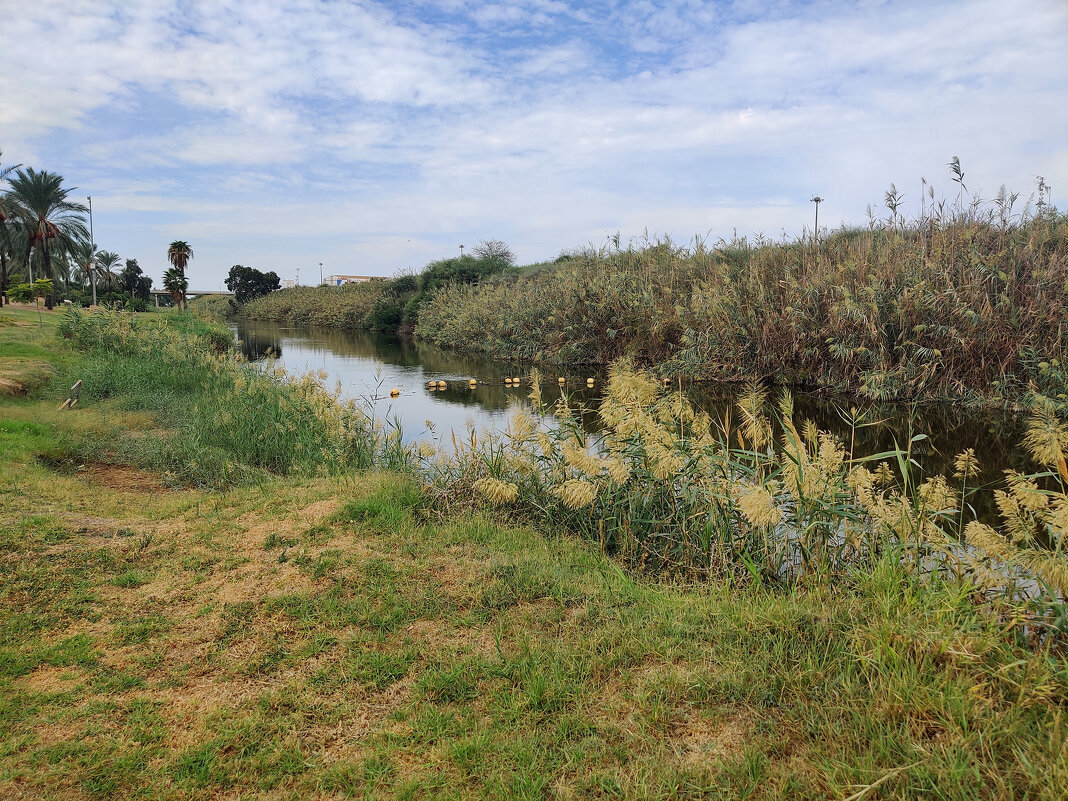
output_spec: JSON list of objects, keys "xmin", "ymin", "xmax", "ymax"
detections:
[{"xmin": 149, "ymin": 289, "xmax": 233, "ymax": 307}]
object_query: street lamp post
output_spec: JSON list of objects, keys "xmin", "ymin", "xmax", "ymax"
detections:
[
  {"xmin": 810, "ymin": 196, "xmax": 824, "ymax": 245},
  {"xmin": 296, "ymin": 267, "xmax": 300, "ymax": 286},
  {"xmin": 87, "ymin": 195, "xmax": 97, "ymax": 306},
  {"xmin": 319, "ymin": 262, "xmax": 323, "ymax": 286},
  {"xmin": 458, "ymin": 244, "xmax": 464, "ymax": 258}
]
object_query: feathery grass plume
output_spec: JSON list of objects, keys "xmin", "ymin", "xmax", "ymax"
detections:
[
  {"xmin": 737, "ymin": 382, "xmax": 772, "ymax": 449},
  {"xmin": 874, "ymin": 462, "xmax": 895, "ymax": 486},
  {"xmin": 918, "ymin": 476, "xmax": 957, "ymax": 513},
  {"xmin": 653, "ymin": 392, "xmax": 695, "ymax": 427},
  {"xmin": 603, "ymin": 457, "xmax": 631, "ymax": 485},
  {"xmin": 953, "ymin": 449, "xmax": 981, "ymax": 480},
  {"xmin": 994, "ymin": 489, "xmax": 1039, "ymax": 545},
  {"xmin": 472, "ymin": 477, "xmax": 519, "ymax": 504},
  {"xmin": 738, "ymin": 485, "xmax": 782, "ymax": 528},
  {"xmin": 554, "ymin": 479, "xmax": 598, "ymax": 509},
  {"xmin": 562, "ymin": 441, "xmax": 604, "ymax": 477},
  {"xmin": 509, "ymin": 409, "xmax": 536, "ymax": 443},
  {"xmin": 1005, "ymin": 471, "xmax": 1049, "ymax": 512},
  {"xmin": 1022, "ymin": 395, "xmax": 1068, "ymax": 482},
  {"xmin": 966, "ymin": 521, "xmax": 1068, "ymax": 599},
  {"xmin": 528, "ymin": 368, "xmax": 542, "ymax": 407},
  {"xmin": 846, "ymin": 465, "xmax": 877, "ymax": 506}
]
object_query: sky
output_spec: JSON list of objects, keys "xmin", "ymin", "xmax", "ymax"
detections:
[{"xmin": 2, "ymin": 0, "xmax": 1066, "ymax": 290}]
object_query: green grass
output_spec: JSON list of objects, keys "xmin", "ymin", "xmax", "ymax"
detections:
[{"xmin": 1, "ymin": 304, "xmax": 1066, "ymax": 799}]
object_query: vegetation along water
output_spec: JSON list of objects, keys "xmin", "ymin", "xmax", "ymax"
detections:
[
  {"xmin": 1, "ymin": 305, "xmax": 1066, "ymax": 798},
  {"xmin": 227, "ymin": 205, "xmax": 1068, "ymax": 407}
]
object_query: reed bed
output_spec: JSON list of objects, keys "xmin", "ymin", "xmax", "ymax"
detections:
[
  {"xmin": 417, "ymin": 213, "xmax": 1068, "ymax": 403},
  {"xmin": 239, "ymin": 281, "xmax": 390, "ymax": 329},
  {"xmin": 421, "ymin": 362, "xmax": 1068, "ymax": 643},
  {"xmin": 56, "ymin": 308, "xmax": 410, "ymax": 486}
]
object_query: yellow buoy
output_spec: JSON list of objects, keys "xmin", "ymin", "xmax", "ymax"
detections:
[
  {"xmin": 469, "ymin": 379, "xmax": 477, "ymax": 387},
  {"xmin": 437, "ymin": 381, "xmax": 447, "ymax": 390},
  {"xmin": 586, "ymin": 377, "xmax": 595, "ymax": 386},
  {"xmin": 558, "ymin": 377, "xmax": 565, "ymax": 384},
  {"xmin": 504, "ymin": 377, "xmax": 512, "ymax": 385},
  {"xmin": 427, "ymin": 381, "xmax": 437, "ymax": 390},
  {"xmin": 511, "ymin": 377, "xmax": 521, "ymax": 385},
  {"xmin": 390, "ymin": 388, "xmax": 400, "ymax": 398}
]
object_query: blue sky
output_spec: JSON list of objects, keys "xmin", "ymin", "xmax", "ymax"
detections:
[{"xmin": 2, "ymin": 0, "xmax": 1066, "ymax": 289}]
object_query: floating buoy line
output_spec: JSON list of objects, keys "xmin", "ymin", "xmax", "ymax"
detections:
[{"xmin": 420, "ymin": 376, "xmax": 613, "ymax": 392}]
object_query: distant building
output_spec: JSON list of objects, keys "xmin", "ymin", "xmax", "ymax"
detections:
[
  {"xmin": 323, "ymin": 274, "xmax": 377, "ymax": 286},
  {"xmin": 281, "ymin": 279, "xmax": 297, "ymax": 289}
]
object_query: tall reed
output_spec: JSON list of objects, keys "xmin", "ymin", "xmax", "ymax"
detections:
[
  {"xmin": 417, "ymin": 213, "xmax": 1068, "ymax": 402},
  {"xmin": 421, "ymin": 362, "xmax": 1068, "ymax": 641}
]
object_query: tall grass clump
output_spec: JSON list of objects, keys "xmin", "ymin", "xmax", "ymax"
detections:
[
  {"xmin": 57, "ymin": 308, "xmax": 410, "ymax": 486},
  {"xmin": 422, "ymin": 362, "xmax": 1068, "ymax": 642},
  {"xmin": 417, "ymin": 207, "xmax": 1068, "ymax": 403}
]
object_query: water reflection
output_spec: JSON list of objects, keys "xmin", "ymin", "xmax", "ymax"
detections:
[{"xmin": 233, "ymin": 320, "xmax": 1028, "ymax": 499}]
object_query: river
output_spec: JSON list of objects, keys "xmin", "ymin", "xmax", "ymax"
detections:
[{"xmin": 234, "ymin": 320, "xmax": 1031, "ymax": 505}]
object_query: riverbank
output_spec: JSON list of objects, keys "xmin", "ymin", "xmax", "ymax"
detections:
[
  {"xmin": 2, "ymin": 309, "xmax": 1066, "ymax": 798},
  {"xmin": 416, "ymin": 217, "xmax": 1068, "ymax": 404}
]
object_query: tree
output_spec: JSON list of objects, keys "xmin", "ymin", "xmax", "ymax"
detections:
[
  {"xmin": 136, "ymin": 275, "xmax": 153, "ymax": 302},
  {"xmin": 0, "ymin": 149, "xmax": 20, "ymax": 306},
  {"xmin": 162, "ymin": 267, "xmax": 188, "ymax": 309},
  {"xmin": 166, "ymin": 241, "xmax": 192, "ymax": 309},
  {"xmin": 225, "ymin": 264, "xmax": 280, "ymax": 303},
  {"xmin": 95, "ymin": 250, "xmax": 121, "ymax": 291},
  {"xmin": 472, "ymin": 239, "xmax": 515, "ymax": 267},
  {"xmin": 10, "ymin": 278, "xmax": 53, "ymax": 327},
  {"xmin": 119, "ymin": 258, "xmax": 143, "ymax": 296},
  {"xmin": 70, "ymin": 239, "xmax": 101, "ymax": 305},
  {"xmin": 3, "ymin": 168, "xmax": 88, "ymax": 309}
]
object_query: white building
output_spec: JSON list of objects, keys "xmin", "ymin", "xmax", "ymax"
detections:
[{"xmin": 323, "ymin": 274, "xmax": 377, "ymax": 286}]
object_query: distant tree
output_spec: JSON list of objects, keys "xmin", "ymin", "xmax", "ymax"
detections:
[
  {"xmin": 119, "ymin": 258, "xmax": 142, "ymax": 295},
  {"xmin": 472, "ymin": 239, "xmax": 515, "ymax": 266},
  {"xmin": 95, "ymin": 250, "xmax": 121, "ymax": 291},
  {"xmin": 0, "ymin": 149, "xmax": 20, "ymax": 306},
  {"xmin": 225, "ymin": 264, "xmax": 280, "ymax": 304},
  {"xmin": 162, "ymin": 267, "xmax": 188, "ymax": 309},
  {"xmin": 166, "ymin": 240, "xmax": 193, "ymax": 308},
  {"xmin": 10, "ymin": 278, "xmax": 53, "ymax": 326},
  {"xmin": 136, "ymin": 275, "xmax": 153, "ymax": 302}
]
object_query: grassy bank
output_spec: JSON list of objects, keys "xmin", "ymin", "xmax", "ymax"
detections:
[
  {"xmin": 232, "ymin": 252, "xmax": 524, "ymax": 333},
  {"xmin": 417, "ymin": 215, "xmax": 1068, "ymax": 403},
  {"xmin": 1, "ymin": 310, "xmax": 1066, "ymax": 798}
]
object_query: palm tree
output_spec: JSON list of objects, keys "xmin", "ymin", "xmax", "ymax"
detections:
[
  {"xmin": 95, "ymin": 250, "xmax": 121, "ymax": 294},
  {"xmin": 70, "ymin": 239, "xmax": 101, "ymax": 305},
  {"xmin": 4, "ymin": 168, "xmax": 88, "ymax": 308},
  {"xmin": 162, "ymin": 267, "xmax": 188, "ymax": 309},
  {"xmin": 0, "ymin": 149, "xmax": 21, "ymax": 307},
  {"xmin": 166, "ymin": 240, "xmax": 192, "ymax": 309}
]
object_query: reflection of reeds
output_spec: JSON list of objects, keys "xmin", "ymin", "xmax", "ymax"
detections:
[
  {"xmin": 422, "ymin": 361, "xmax": 1068, "ymax": 642},
  {"xmin": 417, "ymin": 212, "xmax": 1068, "ymax": 402}
]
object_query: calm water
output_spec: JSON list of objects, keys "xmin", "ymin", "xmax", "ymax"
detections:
[{"xmin": 234, "ymin": 320, "xmax": 1030, "ymax": 492}]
